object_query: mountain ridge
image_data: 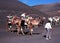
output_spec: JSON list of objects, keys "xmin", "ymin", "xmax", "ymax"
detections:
[{"xmin": 32, "ymin": 2, "xmax": 60, "ymax": 16}]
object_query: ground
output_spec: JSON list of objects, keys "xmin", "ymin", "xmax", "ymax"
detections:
[{"xmin": 0, "ymin": 24, "xmax": 60, "ymax": 43}]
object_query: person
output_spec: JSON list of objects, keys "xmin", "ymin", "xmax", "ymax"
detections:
[
  {"xmin": 48, "ymin": 17, "xmax": 53, "ymax": 24},
  {"xmin": 6, "ymin": 14, "xmax": 13, "ymax": 31},
  {"xmin": 21, "ymin": 12, "xmax": 29, "ymax": 29},
  {"xmin": 44, "ymin": 21, "xmax": 52, "ymax": 40},
  {"xmin": 6, "ymin": 14, "xmax": 13, "ymax": 21},
  {"xmin": 21, "ymin": 13, "xmax": 26, "ymax": 19}
]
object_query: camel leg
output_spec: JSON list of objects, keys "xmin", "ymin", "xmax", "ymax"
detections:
[
  {"xmin": 30, "ymin": 28, "xmax": 33, "ymax": 35},
  {"xmin": 17, "ymin": 26, "xmax": 20, "ymax": 36},
  {"xmin": 21, "ymin": 27, "xmax": 25, "ymax": 35}
]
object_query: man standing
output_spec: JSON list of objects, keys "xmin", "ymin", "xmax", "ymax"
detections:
[
  {"xmin": 44, "ymin": 21, "xmax": 52, "ymax": 40},
  {"xmin": 6, "ymin": 14, "xmax": 13, "ymax": 31}
]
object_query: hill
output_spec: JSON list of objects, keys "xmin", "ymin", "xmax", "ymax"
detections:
[
  {"xmin": 32, "ymin": 3, "xmax": 60, "ymax": 16},
  {"xmin": 0, "ymin": 0, "xmax": 47, "ymax": 29}
]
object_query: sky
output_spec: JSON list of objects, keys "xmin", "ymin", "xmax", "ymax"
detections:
[{"xmin": 18, "ymin": 0, "xmax": 60, "ymax": 6}]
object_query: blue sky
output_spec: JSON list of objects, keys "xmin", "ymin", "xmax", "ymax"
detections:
[{"xmin": 18, "ymin": 0, "xmax": 60, "ymax": 6}]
